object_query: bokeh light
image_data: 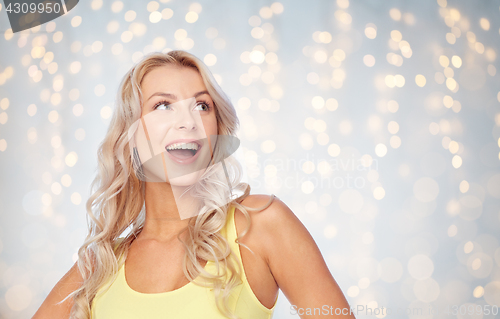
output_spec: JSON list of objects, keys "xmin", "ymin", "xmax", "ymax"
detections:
[{"xmin": 0, "ymin": 1, "xmax": 499, "ymax": 318}]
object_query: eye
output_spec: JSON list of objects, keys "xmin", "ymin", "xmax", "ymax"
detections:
[
  {"xmin": 153, "ymin": 100, "xmax": 171, "ymax": 110},
  {"xmin": 195, "ymin": 101, "xmax": 211, "ymax": 112}
]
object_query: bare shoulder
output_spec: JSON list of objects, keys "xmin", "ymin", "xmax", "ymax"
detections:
[
  {"xmin": 31, "ymin": 262, "xmax": 83, "ymax": 319},
  {"xmin": 234, "ymin": 195, "xmax": 355, "ymax": 316},
  {"xmin": 32, "ymin": 249, "xmax": 97, "ymax": 319},
  {"xmin": 237, "ymin": 194, "xmax": 277, "ymax": 213},
  {"xmin": 235, "ymin": 194, "xmax": 310, "ymax": 261},
  {"xmin": 235, "ymin": 194, "xmax": 287, "ymax": 224},
  {"xmin": 232, "ymin": 194, "xmax": 280, "ymax": 248},
  {"xmin": 237, "ymin": 194, "xmax": 304, "ymax": 232}
]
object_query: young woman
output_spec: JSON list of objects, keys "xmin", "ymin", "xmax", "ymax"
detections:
[{"xmin": 32, "ymin": 50, "xmax": 355, "ymax": 319}]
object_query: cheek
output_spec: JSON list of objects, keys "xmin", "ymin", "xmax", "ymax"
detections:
[
  {"xmin": 202, "ymin": 117, "xmax": 218, "ymax": 135},
  {"xmin": 141, "ymin": 113, "xmax": 176, "ymax": 153}
]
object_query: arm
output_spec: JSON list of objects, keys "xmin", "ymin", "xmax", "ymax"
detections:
[
  {"xmin": 31, "ymin": 244, "xmax": 101, "ymax": 319},
  {"xmin": 260, "ymin": 196, "xmax": 356, "ymax": 319},
  {"xmin": 31, "ymin": 261, "xmax": 83, "ymax": 319}
]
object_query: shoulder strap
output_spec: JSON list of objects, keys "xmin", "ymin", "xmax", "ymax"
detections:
[{"xmin": 113, "ymin": 237, "xmax": 125, "ymax": 252}]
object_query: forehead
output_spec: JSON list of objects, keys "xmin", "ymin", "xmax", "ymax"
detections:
[{"xmin": 141, "ymin": 65, "xmax": 207, "ymax": 96}]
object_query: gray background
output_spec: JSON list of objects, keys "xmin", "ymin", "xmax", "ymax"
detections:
[{"xmin": 0, "ymin": 0, "xmax": 499, "ymax": 318}]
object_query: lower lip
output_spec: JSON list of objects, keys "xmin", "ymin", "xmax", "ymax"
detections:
[{"xmin": 165, "ymin": 145, "xmax": 203, "ymax": 165}]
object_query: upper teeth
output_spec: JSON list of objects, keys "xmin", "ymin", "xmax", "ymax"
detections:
[{"xmin": 166, "ymin": 142, "xmax": 199, "ymax": 151}]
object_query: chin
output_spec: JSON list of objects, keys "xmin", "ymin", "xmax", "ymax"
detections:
[{"xmin": 167, "ymin": 169, "xmax": 206, "ymax": 187}]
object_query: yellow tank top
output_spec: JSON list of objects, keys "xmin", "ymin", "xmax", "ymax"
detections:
[{"xmin": 91, "ymin": 204, "xmax": 277, "ymax": 319}]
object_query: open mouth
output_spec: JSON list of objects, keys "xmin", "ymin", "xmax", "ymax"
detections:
[{"xmin": 165, "ymin": 141, "xmax": 201, "ymax": 160}]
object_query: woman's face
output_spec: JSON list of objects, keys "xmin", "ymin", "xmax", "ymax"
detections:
[{"xmin": 131, "ymin": 65, "xmax": 218, "ymax": 187}]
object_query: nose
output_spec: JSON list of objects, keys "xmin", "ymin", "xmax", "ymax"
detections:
[{"xmin": 175, "ymin": 98, "xmax": 197, "ymax": 131}]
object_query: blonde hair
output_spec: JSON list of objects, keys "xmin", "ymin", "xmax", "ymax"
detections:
[{"xmin": 61, "ymin": 50, "xmax": 274, "ymax": 319}]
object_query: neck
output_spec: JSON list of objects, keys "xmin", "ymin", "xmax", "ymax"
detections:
[{"xmin": 139, "ymin": 182, "xmax": 199, "ymax": 242}]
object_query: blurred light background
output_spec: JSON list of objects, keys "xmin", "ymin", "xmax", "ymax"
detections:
[{"xmin": 1, "ymin": 0, "xmax": 500, "ymax": 318}]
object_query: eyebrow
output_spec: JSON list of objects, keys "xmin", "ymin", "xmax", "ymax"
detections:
[{"xmin": 147, "ymin": 90, "xmax": 209, "ymax": 102}]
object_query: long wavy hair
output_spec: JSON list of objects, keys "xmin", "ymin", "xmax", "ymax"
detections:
[{"xmin": 60, "ymin": 50, "xmax": 274, "ymax": 319}]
